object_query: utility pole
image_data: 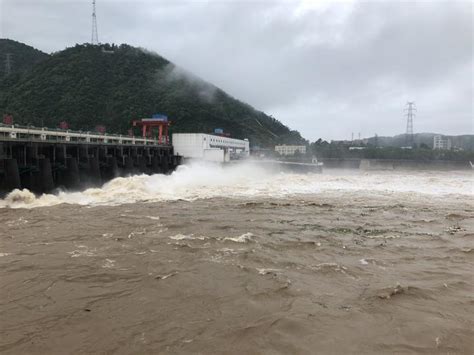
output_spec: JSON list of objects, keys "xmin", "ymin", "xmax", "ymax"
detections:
[
  {"xmin": 405, "ymin": 101, "xmax": 416, "ymax": 146},
  {"xmin": 4, "ymin": 53, "xmax": 12, "ymax": 76},
  {"xmin": 91, "ymin": 0, "xmax": 99, "ymax": 44}
]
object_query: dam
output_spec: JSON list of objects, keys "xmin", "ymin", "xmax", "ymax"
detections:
[{"xmin": 0, "ymin": 124, "xmax": 181, "ymax": 196}]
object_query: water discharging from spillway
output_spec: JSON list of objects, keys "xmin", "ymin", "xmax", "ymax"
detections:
[{"xmin": 0, "ymin": 161, "xmax": 471, "ymax": 208}]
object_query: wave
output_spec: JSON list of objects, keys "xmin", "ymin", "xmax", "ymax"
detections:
[
  {"xmin": 0, "ymin": 161, "xmax": 472, "ymax": 208},
  {"xmin": 223, "ymin": 232, "xmax": 255, "ymax": 243}
]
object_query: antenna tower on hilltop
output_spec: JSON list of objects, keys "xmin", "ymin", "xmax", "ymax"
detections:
[
  {"xmin": 405, "ymin": 101, "xmax": 416, "ymax": 146},
  {"xmin": 91, "ymin": 0, "xmax": 99, "ymax": 44}
]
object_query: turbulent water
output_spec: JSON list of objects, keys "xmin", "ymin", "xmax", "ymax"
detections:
[{"xmin": 0, "ymin": 164, "xmax": 473, "ymax": 354}]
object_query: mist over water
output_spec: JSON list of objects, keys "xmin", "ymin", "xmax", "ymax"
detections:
[{"xmin": 1, "ymin": 162, "xmax": 472, "ymax": 209}]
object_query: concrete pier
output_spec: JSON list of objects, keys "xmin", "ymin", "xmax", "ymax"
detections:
[
  {"xmin": 0, "ymin": 125, "xmax": 181, "ymax": 196},
  {"xmin": 4, "ymin": 159, "xmax": 21, "ymax": 191},
  {"xmin": 63, "ymin": 157, "xmax": 80, "ymax": 188}
]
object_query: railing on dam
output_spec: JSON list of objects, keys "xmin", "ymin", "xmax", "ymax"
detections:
[{"xmin": 0, "ymin": 124, "xmax": 168, "ymax": 146}]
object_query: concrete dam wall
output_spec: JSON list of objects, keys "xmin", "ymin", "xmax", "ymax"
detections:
[{"xmin": 0, "ymin": 128, "xmax": 181, "ymax": 196}]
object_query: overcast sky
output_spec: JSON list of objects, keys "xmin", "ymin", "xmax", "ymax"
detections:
[{"xmin": 1, "ymin": 0, "xmax": 472, "ymax": 140}]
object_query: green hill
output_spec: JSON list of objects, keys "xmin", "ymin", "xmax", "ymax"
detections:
[{"xmin": 0, "ymin": 41, "xmax": 304, "ymax": 146}]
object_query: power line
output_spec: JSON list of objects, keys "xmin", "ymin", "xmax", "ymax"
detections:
[
  {"xmin": 91, "ymin": 0, "xmax": 99, "ymax": 44},
  {"xmin": 4, "ymin": 53, "xmax": 13, "ymax": 76}
]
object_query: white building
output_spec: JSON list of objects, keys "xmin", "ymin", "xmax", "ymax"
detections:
[
  {"xmin": 433, "ymin": 135, "xmax": 452, "ymax": 150},
  {"xmin": 275, "ymin": 145, "xmax": 306, "ymax": 156},
  {"xmin": 172, "ymin": 133, "xmax": 250, "ymax": 163}
]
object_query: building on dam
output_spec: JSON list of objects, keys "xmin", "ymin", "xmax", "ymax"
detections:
[
  {"xmin": 172, "ymin": 133, "xmax": 250, "ymax": 163},
  {"xmin": 274, "ymin": 145, "xmax": 306, "ymax": 156}
]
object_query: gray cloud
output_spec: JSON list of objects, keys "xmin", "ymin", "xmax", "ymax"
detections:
[{"xmin": 1, "ymin": 0, "xmax": 472, "ymax": 140}]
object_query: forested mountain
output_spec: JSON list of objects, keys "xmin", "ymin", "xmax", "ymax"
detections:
[{"xmin": 0, "ymin": 41, "xmax": 304, "ymax": 146}]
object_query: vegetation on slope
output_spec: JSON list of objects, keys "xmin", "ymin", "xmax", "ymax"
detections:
[
  {"xmin": 309, "ymin": 140, "xmax": 474, "ymax": 161},
  {"xmin": 0, "ymin": 39, "xmax": 49, "ymax": 76},
  {"xmin": 365, "ymin": 133, "xmax": 474, "ymax": 151},
  {"xmin": 0, "ymin": 42, "xmax": 304, "ymax": 146},
  {"xmin": 0, "ymin": 39, "xmax": 50, "ymax": 105}
]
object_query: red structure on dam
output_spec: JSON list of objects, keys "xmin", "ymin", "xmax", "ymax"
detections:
[{"xmin": 132, "ymin": 114, "xmax": 170, "ymax": 145}]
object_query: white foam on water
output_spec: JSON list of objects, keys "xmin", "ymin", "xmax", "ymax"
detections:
[
  {"xmin": 102, "ymin": 259, "xmax": 116, "ymax": 268},
  {"xmin": 155, "ymin": 272, "xmax": 178, "ymax": 280},
  {"xmin": 257, "ymin": 268, "xmax": 282, "ymax": 275},
  {"xmin": 0, "ymin": 161, "xmax": 472, "ymax": 208},
  {"xmin": 67, "ymin": 245, "xmax": 96, "ymax": 258},
  {"xmin": 168, "ymin": 234, "xmax": 207, "ymax": 241},
  {"xmin": 5, "ymin": 217, "xmax": 29, "ymax": 227},
  {"xmin": 223, "ymin": 232, "xmax": 254, "ymax": 243},
  {"xmin": 68, "ymin": 249, "xmax": 96, "ymax": 258},
  {"xmin": 217, "ymin": 248, "xmax": 240, "ymax": 254}
]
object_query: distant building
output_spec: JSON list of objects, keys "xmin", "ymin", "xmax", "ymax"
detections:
[
  {"xmin": 275, "ymin": 145, "xmax": 306, "ymax": 156},
  {"xmin": 433, "ymin": 135, "xmax": 452, "ymax": 150}
]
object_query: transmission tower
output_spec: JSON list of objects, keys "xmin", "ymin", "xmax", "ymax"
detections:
[
  {"xmin": 4, "ymin": 53, "xmax": 12, "ymax": 76},
  {"xmin": 91, "ymin": 0, "xmax": 99, "ymax": 44},
  {"xmin": 405, "ymin": 101, "xmax": 416, "ymax": 146}
]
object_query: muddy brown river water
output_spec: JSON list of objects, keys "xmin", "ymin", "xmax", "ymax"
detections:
[{"xmin": 0, "ymin": 166, "xmax": 473, "ymax": 354}]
